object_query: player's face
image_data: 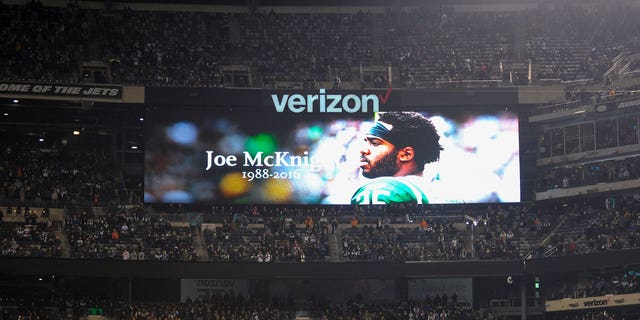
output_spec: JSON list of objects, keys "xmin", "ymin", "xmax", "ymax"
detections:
[{"xmin": 359, "ymin": 136, "xmax": 399, "ymax": 178}]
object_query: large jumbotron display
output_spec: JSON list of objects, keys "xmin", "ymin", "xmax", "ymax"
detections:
[{"xmin": 144, "ymin": 106, "xmax": 520, "ymax": 204}]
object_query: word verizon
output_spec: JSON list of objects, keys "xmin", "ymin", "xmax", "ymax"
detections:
[{"xmin": 272, "ymin": 89, "xmax": 380, "ymax": 113}]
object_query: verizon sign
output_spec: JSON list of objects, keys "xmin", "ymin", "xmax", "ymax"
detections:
[{"xmin": 545, "ymin": 293, "xmax": 640, "ymax": 312}]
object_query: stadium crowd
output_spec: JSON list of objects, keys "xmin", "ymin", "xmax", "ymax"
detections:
[
  {"xmin": 0, "ymin": 219, "xmax": 61, "ymax": 258},
  {"xmin": 544, "ymin": 193, "xmax": 640, "ymax": 257},
  {"xmin": 551, "ymin": 271, "xmax": 640, "ymax": 300},
  {"xmin": 472, "ymin": 204, "xmax": 558, "ymax": 260},
  {"xmin": 546, "ymin": 312, "xmax": 632, "ymax": 320},
  {"xmin": 342, "ymin": 218, "xmax": 466, "ymax": 262},
  {"xmin": 118, "ymin": 297, "xmax": 292, "ymax": 320},
  {"xmin": 2, "ymin": 2, "xmax": 640, "ymax": 87},
  {"xmin": 0, "ymin": 292, "xmax": 483, "ymax": 320},
  {"xmin": 311, "ymin": 299, "xmax": 481, "ymax": 320},
  {"xmin": 3, "ymin": 1, "xmax": 640, "ymax": 319},
  {"xmin": 3, "ymin": 192, "xmax": 640, "ymax": 262},
  {"xmin": 64, "ymin": 204, "xmax": 197, "ymax": 261},
  {"xmin": 537, "ymin": 156, "xmax": 640, "ymax": 193},
  {"xmin": 0, "ymin": 137, "xmax": 124, "ymax": 208},
  {"xmin": 203, "ymin": 215, "xmax": 329, "ymax": 263}
]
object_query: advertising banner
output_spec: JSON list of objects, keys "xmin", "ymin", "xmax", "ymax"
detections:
[
  {"xmin": 180, "ymin": 279, "xmax": 248, "ymax": 302},
  {"xmin": 0, "ymin": 81, "xmax": 122, "ymax": 99},
  {"xmin": 545, "ymin": 293, "xmax": 640, "ymax": 312}
]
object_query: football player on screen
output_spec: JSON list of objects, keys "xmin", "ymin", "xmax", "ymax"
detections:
[{"xmin": 351, "ymin": 111, "xmax": 443, "ymax": 205}]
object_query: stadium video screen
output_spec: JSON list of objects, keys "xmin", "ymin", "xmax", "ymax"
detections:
[{"xmin": 144, "ymin": 107, "xmax": 520, "ymax": 204}]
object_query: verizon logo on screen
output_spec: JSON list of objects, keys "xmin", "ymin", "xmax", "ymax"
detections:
[{"xmin": 271, "ymin": 87, "xmax": 392, "ymax": 113}]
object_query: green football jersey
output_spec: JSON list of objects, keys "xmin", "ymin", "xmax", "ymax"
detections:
[{"xmin": 350, "ymin": 176, "xmax": 429, "ymax": 205}]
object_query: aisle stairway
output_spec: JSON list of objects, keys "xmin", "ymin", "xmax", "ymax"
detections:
[
  {"xmin": 328, "ymin": 227, "xmax": 340, "ymax": 262},
  {"xmin": 54, "ymin": 223, "xmax": 71, "ymax": 258},
  {"xmin": 194, "ymin": 226, "xmax": 209, "ymax": 261}
]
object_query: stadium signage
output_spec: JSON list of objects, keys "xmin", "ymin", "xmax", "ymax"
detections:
[
  {"xmin": 0, "ymin": 81, "xmax": 122, "ymax": 99},
  {"xmin": 196, "ymin": 279, "xmax": 234, "ymax": 287},
  {"xmin": 545, "ymin": 293, "xmax": 640, "ymax": 312},
  {"xmin": 582, "ymin": 298, "xmax": 608, "ymax": 307},
  {"xmin": 271, "ymin": 88, "xmax": 391, "ymax": 113},
  {"xmin": 618, "ymin": 98, "xmax": 640, "ymax": 110},
  {"xmin": 180, "ymin": 279, "xmax": 248, "ymax": 302}
]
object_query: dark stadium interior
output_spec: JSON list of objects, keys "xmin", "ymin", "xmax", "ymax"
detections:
[{"xmin": 2, "ymin": 0, "xmax": 640, "ymax": 319}]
